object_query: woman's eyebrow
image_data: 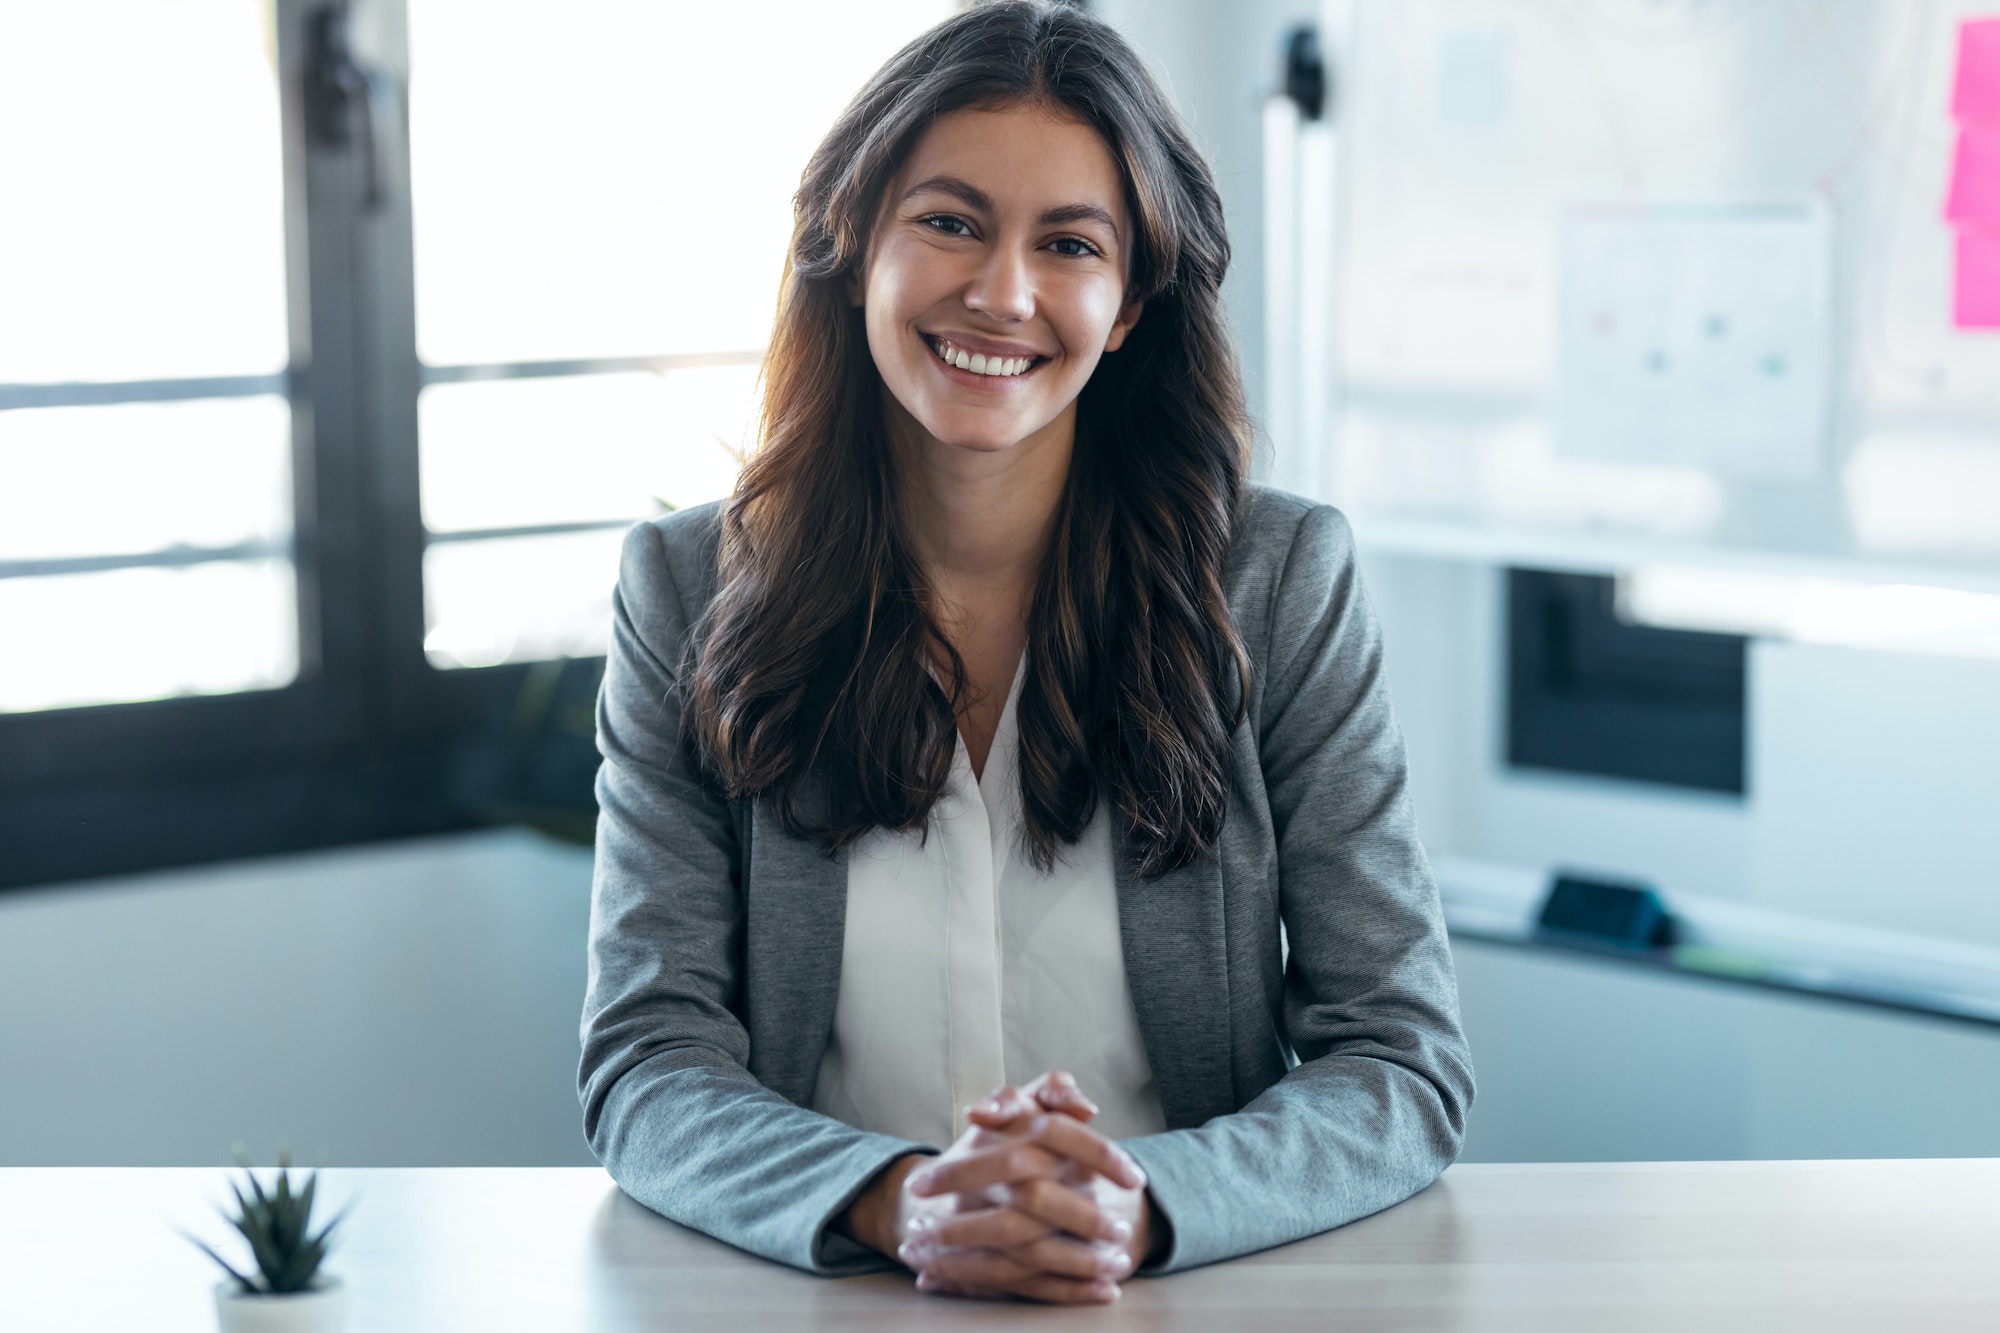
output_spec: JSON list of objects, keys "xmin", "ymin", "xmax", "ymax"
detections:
[
  {"xmin": 902, "ymin": 175, "xmax": 1120, "ymax": 234},
  {"xmin": 1038, "ymin": 202, "xmax": 1119, "ymax": 233},
  {"xmin": 902, "ymin": 175, "xmax": 993, "ymax": 212}
]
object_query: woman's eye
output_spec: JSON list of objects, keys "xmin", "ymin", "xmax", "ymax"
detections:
[
  {"xmin": 922, "ymin": 214, "xmax": 973, "ymax": 237},
  {"xmin": 1051, "ymin": 237, "xmax": 1101, "ymax": 258}
]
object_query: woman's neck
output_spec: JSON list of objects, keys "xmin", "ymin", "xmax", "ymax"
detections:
[
  {"xmin": 886, "ymin": 391, "xmax": 1071, "ymax": 775},
  {"xmin": 888, "ymin": 393, "xmax": 1074, "ymax": 602}
]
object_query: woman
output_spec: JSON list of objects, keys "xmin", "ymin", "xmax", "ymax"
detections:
[{"xmin": 579, "ymin": 0, "xmax": 1473, "ymax": 1306}]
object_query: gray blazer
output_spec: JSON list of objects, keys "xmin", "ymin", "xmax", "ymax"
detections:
[{"xmin": 578, "ymin": 484, "xmax": 1474, "ymax": 1277}]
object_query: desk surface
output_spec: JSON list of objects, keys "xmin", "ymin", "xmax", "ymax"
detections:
[{"xmin": 5, "ymin": 1160, "xmax": 1997, "ymax": 1331}]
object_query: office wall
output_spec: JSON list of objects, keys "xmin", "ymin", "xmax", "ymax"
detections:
[
  {"xmin": 1104, "ymin": 0, "xmax": 2000, "ymax": 946},
  {"xmin": 10, "ymin": 822, "xmax": 1996, "ymax": 1169},
  {"xmin": 0, "ymin": 831, "xmax": 598, "ymax": 1167},
  {"xmin": 1360, "ymin": 548, "xmax": 2000, "ymax": 945},
  {"xmin": 1098, "ymin": 0, "xmax": 1320, "ymax": 446},
  {"xmin": 1107, "ymin": 0, "xmax": 2000, "ymax": 1160},
  {"xmin": 1363, "ymin": 549, "xmax": 2000, "ymax": 1163},
  {"xmin": 1453, "ymin": 939, "xmax": 2000, "ymax": 1163}
]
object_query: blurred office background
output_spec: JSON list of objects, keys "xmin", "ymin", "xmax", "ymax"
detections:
[{"xmin": 4, "ymin": 0, "xmax": 1999, "ymax": 1170}]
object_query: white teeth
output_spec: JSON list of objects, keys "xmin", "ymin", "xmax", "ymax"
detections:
[{"xmin": 932, "ymin": 339, "xmax": 1034, "ymax": 376}]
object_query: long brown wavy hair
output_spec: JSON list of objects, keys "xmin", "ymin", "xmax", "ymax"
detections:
[{"xmin": 685, "ymin": 0, "xmax": 1252, "ymax": 879}]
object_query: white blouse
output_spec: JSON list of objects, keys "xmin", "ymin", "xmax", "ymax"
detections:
[{"xmin": 808, "ymin": 655, "xmax": 1167, "ymax": 1149}]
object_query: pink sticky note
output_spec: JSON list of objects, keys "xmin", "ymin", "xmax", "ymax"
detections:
[
  {"xmin": 1946, "ymin": 124, "xmax": 2000, "ymax": 224},
  {"xmin": 1953, "ymin": 17, "xmax": 2000, "ymax": 123},
  {"xmin": 1955, "ymin": 226, "xmax": 2000, "ymax": 329}
]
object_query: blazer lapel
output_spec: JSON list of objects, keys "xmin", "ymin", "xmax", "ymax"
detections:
[
  {"xmin": 742, "ymin": 795, "xmax": 849, "ymax": 1107},
  {"xmin": 1112, "ymin": 817, "xmax": 1238, "ymax": 1130}
]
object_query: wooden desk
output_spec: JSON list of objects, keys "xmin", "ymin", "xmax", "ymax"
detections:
[{"xmin": 4, "ymin": 1160, "xmax": 1996, "ymax": 1330}]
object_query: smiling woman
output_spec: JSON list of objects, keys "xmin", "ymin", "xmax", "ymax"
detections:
[
  {"xmin": 578, "ymin": 0, "xmax": 1473, "ymax": 1309},
  {"xmin": 851, "ymin": 101, "xmax": 1149, "ymax": 784},
  {"xmin": 862, "ymin": 111, "xmax": 1142, "ymax": 460}
]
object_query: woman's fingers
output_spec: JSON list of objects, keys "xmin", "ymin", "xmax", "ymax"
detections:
[
  {"xmin": 998, "ymin": 1174, "xmax": 1134, "ymax": 1243},
  {"xmin": 965, "ymin": 1085, "xmax": 1041, "ymax": 1128},
  {"xmin": 912, "ymin": 1115, "xmax": 1144, "ymax": 1198},
  {"xmin": 918, "ymin": 1205, "xmax": 1054, "ymax": 1251},
  {"xmin": 964, "ymin": 1071, "xmax": 1099, "ymax": 1134},
  {"xmin": 1010, "ymin": 1232, "xmax": 1136, "ymax": 1282},
  {"xmin": 903, "ymin": 1230, "xmax": 1117, "ymax": 1281},
  {"xmin": 913, "ymin": 1269, "xmax": 1023, "ymax": 1301},
  {"xmin": 1021, "ymin": 1113, "xmax": 1147, "ymax": 1189},
  {"xmin": 907, "ymin": 1139, "xmax": 1064, "ymax": 1197},
  {"xmin": 904, "ymin": 1242, "xmax": 1121, "ymax": 1304},
  {"xmin": 924, "ymin": 1188, "xmax": 1130, "ymax": 1249},
  {"xmin": 1021, "ymin": 1069, "xmax": 1100, "ymax": 1121},
  {"xmin": 918, "ymin": 1267, "xmax": 1118, "ymax": 1305}
]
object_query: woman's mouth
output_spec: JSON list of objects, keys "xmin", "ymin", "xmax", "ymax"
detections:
[{"xmin": 925, "ymin": 335, "xmax": 1043, "ymax": 379}]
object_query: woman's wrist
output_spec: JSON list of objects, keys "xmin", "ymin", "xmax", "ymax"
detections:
[{"xmin": 836, "ymin": 1152, "xmax": 932, "ymax": 1257}]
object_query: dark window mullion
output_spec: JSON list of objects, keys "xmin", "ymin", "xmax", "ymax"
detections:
[
  {"xmin": 285, "ymin": 0, "xmax": 431, "ymax": 740},
  {"xmin": 337, "ymin": 0, "xmax": 441, "ymax": 740}
]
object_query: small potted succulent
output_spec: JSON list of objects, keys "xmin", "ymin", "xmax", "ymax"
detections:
[{"xmin": 182, "ymin": 1146, "xmax": 350, "ymax": 1332}]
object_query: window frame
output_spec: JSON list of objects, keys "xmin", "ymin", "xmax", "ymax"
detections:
[{"xmin": 0, "ymin": 0, "xmax": 584, "ymax": 890}]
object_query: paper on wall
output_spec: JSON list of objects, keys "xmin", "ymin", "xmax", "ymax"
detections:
[
  {"xmin": 1948, "ymin": 18, "xmax": 2000, "ymax": 329},
  {"xmin": 1554, "ymin": 205, "xmax": 1832, "ymax": 481},
  {"xmin": 1956, "ymin": 228, "xmax": 2000, "ymax": 329},
  {"xmin": 1950, "ymin": 16, "xmax": 2000, "ymax": 122}
]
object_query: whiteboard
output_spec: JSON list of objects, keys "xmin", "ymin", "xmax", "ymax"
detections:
[{"xmin": 1319, "ymin": 0, "xmax": 2000, "ymax": 588}]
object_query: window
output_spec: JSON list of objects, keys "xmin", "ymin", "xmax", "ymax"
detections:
[
  {"xmin": 1, "ymin": 6, "xmax": 297, "ymax": 715},
  {"xmin": 0, "ymin": 0, "xmax": 954, "ymax": 889}
]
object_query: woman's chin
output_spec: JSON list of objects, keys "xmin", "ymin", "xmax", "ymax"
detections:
[{"xmin": 918, "ymin": 419, "xmax": 1048, "ymax": 456}]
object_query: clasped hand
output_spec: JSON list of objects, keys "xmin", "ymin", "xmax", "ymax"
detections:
[{"xmin": 892, "ymin": 1070, "xmax": 1155, "ymax": 1304}]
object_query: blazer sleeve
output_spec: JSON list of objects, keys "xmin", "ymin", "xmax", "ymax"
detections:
[
  {"xmin": 1120, "ymin": 502, "xmax": 1476, "ymax": 1273},
  {"xmin": 578, "ymin": 518, "xmax": 935, "ymax": 1276}
]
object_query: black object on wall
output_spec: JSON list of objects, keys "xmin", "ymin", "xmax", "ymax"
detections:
[
  {"xmin": 1536, "ymin": 872, "xmax": 1678, "ymax": 950},
  {"xmin": 1506, "ymin": 568, "xmax": 1747, "ymax": 795}
]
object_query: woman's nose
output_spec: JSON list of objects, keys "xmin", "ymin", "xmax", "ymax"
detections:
[{"xmin": 962, "ymin": 244, "xmax": 1036, "ymax": 322}]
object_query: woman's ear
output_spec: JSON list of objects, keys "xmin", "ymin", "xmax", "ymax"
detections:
[{"xmin": 1103, "ymin": 298, "xmax": 1144, "ymax": 353}]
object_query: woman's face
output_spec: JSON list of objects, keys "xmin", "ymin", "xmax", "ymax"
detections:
[{"xmin": 854, "ymin": 100, "xmax": 1143, "ymax": 459}]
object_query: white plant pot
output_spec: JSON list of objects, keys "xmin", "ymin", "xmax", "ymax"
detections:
[{"xmin": 214, "ymin": 1277, "xmax": 345, "ymax": 1333}]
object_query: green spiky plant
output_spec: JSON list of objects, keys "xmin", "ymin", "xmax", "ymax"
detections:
[{"xmin": 182, "ymin": 1145, "xmax": 349, "ymax": 1295}]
